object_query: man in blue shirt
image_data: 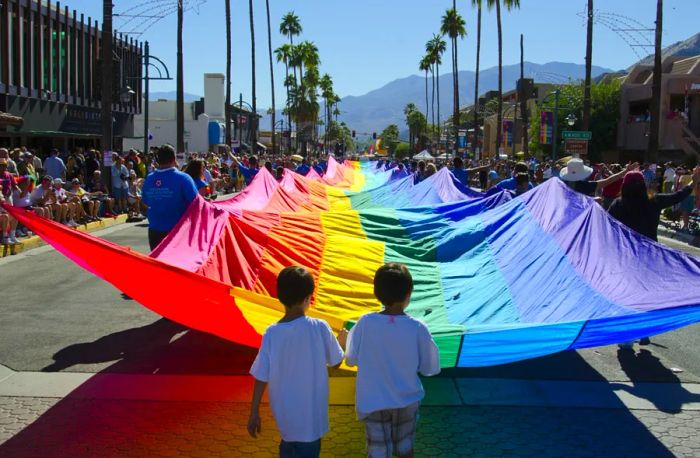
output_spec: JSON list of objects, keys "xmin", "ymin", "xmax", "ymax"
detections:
[
  {"xmin": 495, "ymin": 162, "xmax": 534, "ymax": 192},
  {"xmin": 295, "ymin": 159, "xmax": 311, "ymax": 176},
  {"xmin": 231, "ymin": 155, "xmax": 260, "ymax": 186},
  {"xmin": 44, "ymin": 149, "xmax": 66, "ymax": 181},
  {"xmin": 142, "ymin": 144, "xmax": 199, "ymax": 251}
]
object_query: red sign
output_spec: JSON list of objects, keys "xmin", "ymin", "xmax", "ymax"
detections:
[
  {"xmin": 237, "ymin": 115, "xmax": 247, "ymax": 124},
  {"xmin": 565, "ymin": 139, "xmax": 589, "ymax": 155}
]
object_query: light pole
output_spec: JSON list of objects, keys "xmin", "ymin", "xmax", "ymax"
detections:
[
  {"xmin": 127, "ymin": 41, "xmax": 172, "ymax": 155},
  {"xmin": 232, "ymin": 95, "xmax": 255, "ymax": 154},
  {"xmin": 539, "ymin": 89, "xmax": 577, "ymax": 160}
]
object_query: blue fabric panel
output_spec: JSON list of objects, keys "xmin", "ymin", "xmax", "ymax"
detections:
[
  {"xmin": 480, "ymin": 199, "xmax": 630, "ymax": 323},
  {"xmin": 457, "ymin": 321, "xmax": 584, "ymax": 367},
  {"xmin": 573, "ymin": 306, "xmax": 700, "ymax": 349}
]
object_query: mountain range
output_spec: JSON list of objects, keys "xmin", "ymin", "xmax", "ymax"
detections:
[{"xmin": 636, "ymin": 32, "xmax": 700, "ymax": 66}]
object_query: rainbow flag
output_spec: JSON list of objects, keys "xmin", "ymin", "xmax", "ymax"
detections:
[{"xmin": 5, "ymin": 159, "xmax": 700, "ymax": 368}]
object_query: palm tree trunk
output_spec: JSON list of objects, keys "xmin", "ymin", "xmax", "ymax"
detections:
[
  {"xmin": 436, "ymin": 62, "xmax": 441, "ymax": 130},
  {"xmin": 495, "ymin": 0, "xmax": 503, "ymax": 156},
  {"xmin": 249, "ymin": 0, "xmax": 257, "ymax": 150},
  {"xmin": 265, "ymin": 0, "xmax": 275, "ymax": 155},
  {"xmin": 431, "ymin": 67, "xmax": 436, "ymax": 142},
  {"xmin": 648, "ymin": 0, "xmax": 663, "ymax": 161},
  {"xmin": 520, "ymin": 34, "xmax": 528, "ymax": 156},
  {"xmin": 425, "ymin": 69, "xmax": 429, "ymax": 123},
  {"xmin": 473, "ymin": 3, "xmax": 481, "ymax": 157},
  {"xmin": 225, "ymin": 0, "xmax": 232, "ymax": 148},
  {"xmin": 453, "ymin": 37, "xmax": 459, "ymax": 156},
  {"xmin": 176, "ymin": 0, "xmax": 184, "ymax": 153},
  {"xmin": 582, "ymin": 0, "xmax": 593, "ymax": 131},
  {"xmin": 285, "ymin": 61, "xmax": 291, "ymax": 151}
]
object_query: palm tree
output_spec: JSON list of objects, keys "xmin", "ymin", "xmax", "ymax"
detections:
[
  {"xmin": 276, "ymin": 44, "xmax": 293, "ymax": 145},
  {"xmin": 404, "ymin": 103, "xmax": 417, "ymax": 152},
  {"xmin": 427, "ymin": 35, "xmax": 446, "ymax": 146},
  {"xmin": 225, "ymin": 0, "xmax": 232, "ymax": 147},
  {"xmin": 441, "ymin": 6, "xmax": 466, "ymax": 155},
  {"xmin": 319, "ymin": 74, "xmax": 334, "ymax": 149},
  {"xmin": 279, "ymin": 12, "xmax": 302, "ymax": 84},
  {"xmin": 264, "ymin": 0, "xmax": 276, "ymax": 154},
  {"xmin": 487, "ymin": 0, "xmax": 520, "ymax": 155},
  {"xmin": 297, "ymin": 41, "xmax": 320, "ymax": 83},
  {"xmin": 419, "ymin": 56, "xmax": 431, "ymax": 124},
  {"xmin": 176, "ymin": 0, "xmax": 184, "ymax": 153},
  {"xmin": 472, "ymin": 0, "xmax": 482, "ymax": 156},
  {"xmin": 248, "ymin": 0, "xmax": 257, "ymax": 150}
]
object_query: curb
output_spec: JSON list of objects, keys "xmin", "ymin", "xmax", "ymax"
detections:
[
  {"xmin": 1, "ymin": 214, "xmax": 129, "ymax": 258},
  {"xmin": 658, "ymin": 225, "xmax": 699, "ymax": 247}
]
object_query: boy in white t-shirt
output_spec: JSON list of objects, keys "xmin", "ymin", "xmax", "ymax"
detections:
[
  {"xmin": 345, "ymin": 263, "xmax": 440, "ymax": 458},
  {"xmin": 248, "ymin": 266, "xmax": 347, "ymax": 458}
]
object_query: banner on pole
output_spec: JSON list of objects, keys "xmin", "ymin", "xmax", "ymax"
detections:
[
  {"xmin": 540, "ymin": 111, "xmax": 553, "ymax": 145},
  {"xmin": 502, "ymin": 120, "xmax": 514, "ymax": 147}
]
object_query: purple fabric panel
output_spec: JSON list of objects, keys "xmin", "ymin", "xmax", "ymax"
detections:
[
  {"xmin": 522, "ymin": 179, "xmax": 700, "ymax": 312},
  {"xmin": 213, "ymin": 167, "xmax": 280, "ymax": 213},
  {"xmin": 151, "ymin": 196, "xmax": 232, "ymax": 272}
]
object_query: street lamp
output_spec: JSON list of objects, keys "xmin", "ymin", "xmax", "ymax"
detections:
[
  {"xmin": 232, "ymin": 94, "xmax": 255, "ymax": 153},
  {"xmin": 538, "ymin": 89, "xmax": 578, "ymax": 160},
  {"xmin": 119, "ymin": 86, "xmax": 136, "ymax": 104},
  {"xmin": 566, "ymin": 113, "xmax": 577, "ymax": 128}
]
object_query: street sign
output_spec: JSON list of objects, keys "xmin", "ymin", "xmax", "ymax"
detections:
[
  {"xmin": 562, "ymin": 131, "xmax": 592, "ymax": 140},
  {"xmin": 565, "ymin": 139, "xmax": 588, "ymax": 155}
]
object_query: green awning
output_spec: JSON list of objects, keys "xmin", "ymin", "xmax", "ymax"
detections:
[{"xmin": 25, "ymin": 130, "xmax": 100, "ymax": 138}]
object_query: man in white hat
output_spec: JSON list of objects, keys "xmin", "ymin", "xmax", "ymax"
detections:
[{"xmin": 559, "ymin": 158, "xmax": 637, "ymax": 197}]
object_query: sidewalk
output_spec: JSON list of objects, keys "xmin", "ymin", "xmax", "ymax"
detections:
[
  {"xmin": 0, "ymin": 366, "xmax": 699, "ymax": 456},
  {"xmin": 0, "ymin": 214, "xmax": 129, "ymax": 258}
]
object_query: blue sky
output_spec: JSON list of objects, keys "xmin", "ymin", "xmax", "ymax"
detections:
[{"xmin": 70, "ymin": 0, "xmax": 696, "ymax": 108}]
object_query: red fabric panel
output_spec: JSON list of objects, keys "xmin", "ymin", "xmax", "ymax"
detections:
[{"xmin": 1, "ymin": 204, "xmax": 262, "ymax": 347}]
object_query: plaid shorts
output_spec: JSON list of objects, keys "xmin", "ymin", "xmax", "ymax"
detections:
[{"xmin": 363, "ymin": 402, "xmax": 420, "ymax": 458}]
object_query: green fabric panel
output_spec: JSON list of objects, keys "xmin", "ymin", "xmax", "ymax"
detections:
[{"xmin": 433, "ymin": 334, "xmax": 461, "ymax": 368}]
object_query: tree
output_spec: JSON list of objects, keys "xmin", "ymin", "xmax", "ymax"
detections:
[
  {"xmin": 249, "ymin": 0, "xmax": 257, "ymax": 149},
  {"xmin": 419, "ymin": 56, "xmax": 432, "ymax": 123},
  {"xmin": 280, "ymin": 12, "xmax": 302, "ymax": 84},
  {"xmin": 472, "ymin": 0, "xmax": 483, "ymax": 156},
  {"xmin": 441, "ymin": 6, "xmax": 466, "ymax": 155},
  {"xmin": 487, "ymin": 0, "xmax": 520, "ymax": 154},
  {"xmin": 648, "ymin": 0, "xmax": 663, "ymax": 161},
  {"xmin": 380, "ymin": 124, "xmax": 401, "ymax": 155},
  {"xmin": 528, "ymin": 81, "xmax": 621, "ymax": 162},
  {"xmin": 265, "ymin": 0, "xmax": 276, "ymax": 154},
  {"xmin": 427, "ymin": 34, "xmax": 446, "ymax": 140},
  {"xmin": 404, "ymin": 103, "xmax": 417, "ymax": 152},
  {"xmin": 176, "ymin": 1, "xmax": 184, "ymax": 153},
  {"xmin": 275, "ymin": 44, "xmax": 294, "ymax": 144},
  {"xmin": 225, "ymin": 0, "xmax": 232, "ymax": 147}
]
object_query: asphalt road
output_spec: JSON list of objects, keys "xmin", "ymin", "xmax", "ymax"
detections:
[{"xmin": 1, "ymin": 223, "xmax": 699, "ymax": 384}]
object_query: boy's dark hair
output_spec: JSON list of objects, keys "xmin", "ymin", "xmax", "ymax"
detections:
[
  {"xmin": 374, "ymin": 263, "xmax": 413, "ymax": 306},
  {"xmin": 157, "ymin": 144, "xmax": 176, "ymax": 165},
  {"xmin": 515, "ymin": 173, "xmax": 530, "ymax": 187},
  {"xmin": 277, "ymin": 266, "xmax": 315, "ymax": 307},
  {"xmin": 514, "ymin": 162, "xmax": 529, "ymax": 174}
]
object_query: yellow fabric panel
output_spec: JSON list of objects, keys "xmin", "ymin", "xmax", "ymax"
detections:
[
  {"xmin": 349, "ymin": 171, "xmax": 366, "ymax": 193},
  {"xmin": 320, "ymin": 210, "xmax": 365, "ymax": 239},
  {"xmin": 326, "ymin": 185, "xmax": 352, "ymax": 211},
  {"xmin": 231, "ymin": 286, "xmax": 347, "ymax": 333},
  {"xmin": 315, "ymin": 235, "xmax": 385, "ymax": 321}
]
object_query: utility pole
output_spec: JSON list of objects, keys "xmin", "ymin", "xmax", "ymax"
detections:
[
  {"xmin": 520, "ymin": 34, "xmax": 528, "ymax": 156},
  {"xmin": 143, "ymin": 41, "xmax": 150, "ymax": 155},
  {"xmin": 648, "ymin": 0, "xmax": 663, "ymax": 161},
  {"xmin": 582, "ymin": 0, "xmax": 593, "ymax": 131},
  {"xmin": 101, "ymin": 1, "xmax": 113, "ymax": 156},
  {"xmin": 176, "ymin": 0, "xmax": 185, "ymax": 154}
]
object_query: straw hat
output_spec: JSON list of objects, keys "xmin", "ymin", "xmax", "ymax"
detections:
[{"xmin": 559, "ymin": 158, "xmax": 593, "ymax": 182}]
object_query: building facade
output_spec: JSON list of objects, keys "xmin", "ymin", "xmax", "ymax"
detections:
[
  {"xmin": 124, "ymin": 74, "xmax": 260, "ymax": 154},
  {"xmin": 0, "ymin": 0, "xmax": 142, "ymax": 154},
  {"xmin": 617, "ymin": 55, "xmax": 700, "ymax": 160}
]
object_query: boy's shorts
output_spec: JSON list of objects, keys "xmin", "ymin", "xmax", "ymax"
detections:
[
  {"xmin": 279, "ymin": 438, "xmax": 321, "ymax": 458},
  {"xmin": 364, "ymin": 401, "xmax": 420, "ymax": 458}
]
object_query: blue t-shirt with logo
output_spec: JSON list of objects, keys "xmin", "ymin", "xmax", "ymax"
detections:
[
  {"xmin": 142, "ymin": 168, "xmax": 199, "ymax": 232},
  {"xmin": 237, "ymin": 164, "xmax": 259, "ymax": 185}
]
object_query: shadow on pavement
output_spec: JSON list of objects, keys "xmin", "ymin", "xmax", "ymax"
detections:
[
  {"xmin": 613, "ymin": 348, "xmax": 700, "ymax": 413},
  {"xmin": 0, "ymin": 329, "xmax": 678, "ymax": 456},
  {"xmin": 41, "ymin": 318, "xmax": 258, "ymax": 375}
]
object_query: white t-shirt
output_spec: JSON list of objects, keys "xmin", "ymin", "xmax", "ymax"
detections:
[
  {"xmin": 54, "ymin": 187, "xmax": 68, "ymax": 202},
  {"xmin": 29, "ymin": 185, "xmax": 50, "ymax": 205},
  {"xmin": 664, "ymin": 167, "xmax": 676, "ymax": 183},
  {"xmin": 345, "ymin": 312, "xmax": 440, "ymax": 418},
  {"xmin": 250, "ymin": 316, "xmax": 343, "ymax": 442},
  {"xmin": 12, "ymin": 189, "xmax": 31, "ymax": 208}
]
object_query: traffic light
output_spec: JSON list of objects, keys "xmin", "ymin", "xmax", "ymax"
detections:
[
  {"xmin": 352, "ymin": 130, "xmax": 356, "ymax": 138},
  {"xmin": 372, "ymin": 132, "xmax": 377, "ymax": 140}
]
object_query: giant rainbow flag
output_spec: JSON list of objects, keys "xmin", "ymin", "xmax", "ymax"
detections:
[{"xmin": 4, "ymin": 157, "xmax": 700, "ymax": 367}]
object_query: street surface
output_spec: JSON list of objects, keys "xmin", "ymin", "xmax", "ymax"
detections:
[{"xmin": 0, "ymin": 223, "xmax": 699, "ymax": 456}]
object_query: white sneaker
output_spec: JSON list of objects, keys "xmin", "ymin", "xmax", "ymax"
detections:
[
  {"xmin": 68, "ymin": 220, "xmax": 78, "ymax": 227},
  {"xmin": 8, "ymin": 236, "xmax": 19, "ymax": 245}
]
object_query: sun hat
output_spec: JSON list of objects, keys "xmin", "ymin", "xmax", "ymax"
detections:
[
  {"xmin": 559, "ymin": 158, "xmax": 593, "ymax": 182},
  {"xmin": 53, "ymin": 178, "xmax": 64, "ymax": 185}
]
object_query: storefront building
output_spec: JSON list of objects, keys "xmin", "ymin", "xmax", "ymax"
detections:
[{"xmin": 0, "ymin": 0, "xmax": 142, "ymax": 155}]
